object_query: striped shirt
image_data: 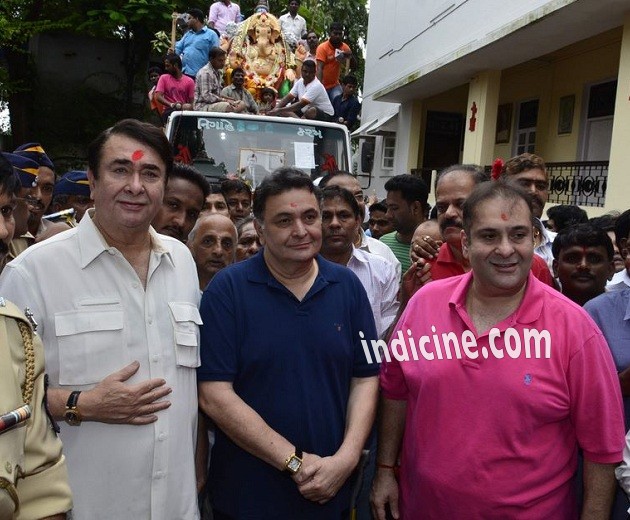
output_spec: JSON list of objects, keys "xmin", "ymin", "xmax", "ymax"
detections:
[{"xmin": 380, "ymin": 231, "xmax": 411, "ymax": 278}]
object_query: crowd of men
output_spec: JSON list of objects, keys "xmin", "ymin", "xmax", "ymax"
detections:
[
  {"xmin": 2, "ymin": 114, "xmax": 630, "ymax": 520},
  {"xmin": 147, "ymin": 1, "xmax": 361, "ymax": 127}
]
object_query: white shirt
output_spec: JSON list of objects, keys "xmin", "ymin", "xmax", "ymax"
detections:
[
  {"xmin": 290, "ymin": 77, "xmax": 334, "ymax": 115},
  {"xmin": 607, "ymin": 268, "xmax": 630, "ymax": 291},
  {"xmin": 279, "ymin": 12, "xmax": 307, "ymax": 42},
  {"xmin": 0, "ymin": 210, "xmax": 201, "ymax": 520},
  {"xmin": 347, "ymin": 247, "xmax": 399, "ymax": 338},
  {"xmin": 358, "ymin": 228, "xmax": 402, "ymax": 282},
  {"xmin": 534, "ymin": 219, "xmax": 555, "ymax": 272}
]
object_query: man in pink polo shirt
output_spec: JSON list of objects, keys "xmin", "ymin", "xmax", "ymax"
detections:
[{"xmin": 371, "ymin": 181, "xmax": 625, "ymax": 519}]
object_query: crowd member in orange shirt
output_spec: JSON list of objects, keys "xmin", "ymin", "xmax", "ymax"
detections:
[{"xmin": 316, "ymin": 22, "xmax": 355, "ymax": 101}]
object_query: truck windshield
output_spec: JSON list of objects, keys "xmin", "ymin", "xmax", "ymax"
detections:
[{"xmin": 168, "ymin": 114, "xmax": 349, "ymax": 187}]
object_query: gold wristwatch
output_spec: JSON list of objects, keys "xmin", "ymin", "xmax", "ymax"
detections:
[
  {"xmin": 64, "ymin": 390, "xmax": 82, "ymax": 426},
  {"xmin": 284, "ymin": 448, "xmax": 303, "ymax": 475}
]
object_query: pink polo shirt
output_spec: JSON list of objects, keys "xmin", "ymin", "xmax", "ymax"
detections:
[{"xmin": 380, "ymin": 272, "xmax": 624, "ymax": 519}]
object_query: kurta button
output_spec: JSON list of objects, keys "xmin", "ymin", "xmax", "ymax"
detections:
[
  {"xmin": 152, "ymin": 354, "xmax": 159, "ymax": 362},
  {"xmin": 158, "ymin": 433, "xmax": 166, "ymax": 441},
  {"xmin": 5, "ymin": 462, "xmax": 12, "ymax": 473}
]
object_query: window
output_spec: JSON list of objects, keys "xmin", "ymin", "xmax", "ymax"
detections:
[
  {"xmin": 588, "ymin": 80, "xmax": 617, "ymax": 119},
  {"xmin": 382, "ymin": 135, "xmax": 396, "ymax": 170},
  {"xmin": 515, "ymin": 100, "xmax": 539, "ymax": 155}
]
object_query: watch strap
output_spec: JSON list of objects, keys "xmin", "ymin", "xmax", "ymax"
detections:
[{"xmin": 66, "ymin": 390, "xmax": 81, "ymax": 409}]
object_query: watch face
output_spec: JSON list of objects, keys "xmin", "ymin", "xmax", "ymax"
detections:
[
  {"xmin": 65, "ymin": 410, "xmax": 81, "ymax": 426},
  {"xmin": 287, "ymin": 456, "xmax": 302, "ymax": 473}
]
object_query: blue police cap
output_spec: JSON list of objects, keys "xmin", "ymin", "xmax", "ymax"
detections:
[
  {"xmin": 53, "ymin": 170, "xmax": 91, "ymax": 197},
  {"xmin": 1, "ymin": 152, "xmax": 39, "ymax": 188},
  {"xmin": 13, "ymin": 143, "xmax": 55, "ymax": 170}
]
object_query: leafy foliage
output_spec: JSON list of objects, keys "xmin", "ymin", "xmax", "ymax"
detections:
[{"xmin": 79, "ymin": 0, "xmax": 175, "ymax": 36}]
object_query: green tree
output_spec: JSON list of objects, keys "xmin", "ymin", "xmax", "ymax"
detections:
[
  {"xmin": 0, "ymin": 0, "xmax": 73, "ymax": 142},
  {"xmin": 79, "ymin": 0, "xmax": 176, "ymax": 113},
  {"xmin": 0, "ymin": 0, "xmax": 175, "ymax": 145}
]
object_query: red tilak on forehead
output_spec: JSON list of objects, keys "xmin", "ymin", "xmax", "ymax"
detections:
[
  {"xmin": 131, "ymin": 150, "xmax": 144, "ymax": 161},
  {"xmin": 290, "ymin": 202, "xmax": 298, "ymax": 207},
  {"xmin": 501, "ymin": 213, "xmax": 508, "ymax": 221}
]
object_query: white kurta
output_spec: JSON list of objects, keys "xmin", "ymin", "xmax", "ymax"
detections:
[{"xmin": 0, "ymin": 210, "xmax": 201, "ymax": 520}]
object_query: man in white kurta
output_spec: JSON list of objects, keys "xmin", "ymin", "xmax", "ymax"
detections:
[{"xmin": 0, "ymin": 119, "xmax": 201, "ymax": 519}]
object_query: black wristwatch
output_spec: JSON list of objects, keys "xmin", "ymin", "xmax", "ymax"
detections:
[
  {"xmin": 64, "ymin": 390, "xmax": 82, "ymax": 426},
  {"xmin": 284, "ymin": 448, "xmax": 303, "ymax": 475}
]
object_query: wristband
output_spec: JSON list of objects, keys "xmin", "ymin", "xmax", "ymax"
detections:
[{"xmin": 377, "ymin": 463, "xmax": 397, "ymax": 470}]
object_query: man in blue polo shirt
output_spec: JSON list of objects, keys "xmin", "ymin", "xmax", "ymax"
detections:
[
  {"xmin": 584, "ymin": 233, "xmax": 630, "ymax": 520},
  {"xmin": 198, "ymin": 168, "xmax": 379, "ymax": 520},
  {"xmin": 174, "ymin": 8, "xmax": 219, "ymax": 78}
]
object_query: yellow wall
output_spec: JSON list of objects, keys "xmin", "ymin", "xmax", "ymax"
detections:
[
  {"xmin": 494, "ymin": 28, "xmax": 622, "ymax": 162},
  {"xmin": 605, "ymin": 14, "xmax": 630, "ymax": 216},
  {"xmin": 413, "ymin": 28, "xmax": 622, "ymax": 168},
  {"xmin": 410, "ymin": 29, "xmax": 626, "ymax": 216}
]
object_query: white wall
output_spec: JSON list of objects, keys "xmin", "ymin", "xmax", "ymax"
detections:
[
  {"xmin": 363, "ymin": 0, "xmax": 576, "ymax": 97},
  {"xmin": 356, "ymin": 96, "xmax": 401, "ymax": 198}
]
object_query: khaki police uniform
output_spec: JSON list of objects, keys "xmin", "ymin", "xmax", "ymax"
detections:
[
  {"xmin": 7, "ymin": 234, "xmax": 35, "ymax": 263},
  {"xmin": 0, "ymin": 299, "xmax": 72, "ymax": 519}
]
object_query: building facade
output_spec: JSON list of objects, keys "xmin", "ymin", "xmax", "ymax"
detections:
[{"xmin": 357, "ymin": 0, "xmax": 630, "ymax": 216}]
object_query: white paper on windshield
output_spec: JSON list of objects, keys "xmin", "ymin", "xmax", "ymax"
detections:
[{"xmin": 294, "ymin": 142, "xmax": 316, "ymax": 169}]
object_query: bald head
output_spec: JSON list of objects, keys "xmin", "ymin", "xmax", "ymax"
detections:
[
  {"xmin": 188, "ymin": 214, "xmax": 238, "ymax": 289},
  {"xmin": 412, "ymin": 219, "xmax": 441, "ymax": 245}
]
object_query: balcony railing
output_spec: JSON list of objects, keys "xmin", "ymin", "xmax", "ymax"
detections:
[
  {"xmin": 544, "ymin": 161, "xmax": 608, "ymax": 207},
  {"xmin": 417, "ymin": 161, "xmax": 609, "ymax": 207}
]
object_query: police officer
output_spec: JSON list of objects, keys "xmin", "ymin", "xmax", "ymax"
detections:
[
  {"xmin": 0, "ymin": 154, "xmax": 72, "ymax": 519},
  {"xmin": 0, "ymin": 300, "xmax": 73, "ymax": 519},
  {"xmin": 1, "ymin": 153, "xmax": 38, "ymax": 262},
  {"xmin": 49, "ymin": 170, "xmax": 93, "ymax": 225}
]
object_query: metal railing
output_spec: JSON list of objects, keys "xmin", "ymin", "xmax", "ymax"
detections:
[
  {"xmin": 545, "ymin": 161, "xmax": 608, "ymax": 207},
  {"xmin": 379, "ymin": 161, "xmax": 609, "ymax": 207}
]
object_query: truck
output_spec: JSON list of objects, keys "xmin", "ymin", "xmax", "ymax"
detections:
[{"xmin": 164, "ymin": 111, "xmax": 352, "ymax": 188}]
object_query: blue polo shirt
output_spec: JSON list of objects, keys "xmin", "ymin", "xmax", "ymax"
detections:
[
  {"xmin": 198, "ymin": 251, "xmax": 378, "ymax": 519},
  {"xmin": 175, "ymin": 26, "xmax": 219, "ymax": 77},
  {"xmin": 585, "ymin": 288, "xmax": 630, "ymax": 428}
]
